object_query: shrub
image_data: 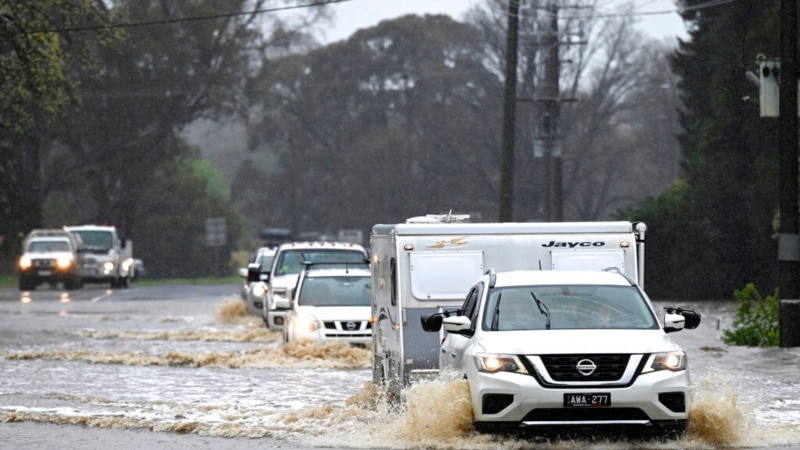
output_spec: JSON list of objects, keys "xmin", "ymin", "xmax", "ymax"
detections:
[{"xmin": 722, "ymin": 283, "xmax": 779, "ymax": 347}]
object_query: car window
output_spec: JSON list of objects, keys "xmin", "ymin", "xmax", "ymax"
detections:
[
  {"xmin": 298, "ymin": 276, "xmax": 371, "ymax": 307},
  {"xmin": 29, "ymin": 241, "xmax": 70, "ymax": 252},
  {"xmin": 460, "ymin": 284, "xmax": 481, "ymax": 322},
  {"xmin": 257, "ymin": 254, "xmax": 274, "ymax": 271},
  {"xmin": 274, "ymin": 249, "xmax": 365, "ymax": 276},
  {"xmin": 482, "ymin": 284, "xmax": 658, "ymax": 331}
]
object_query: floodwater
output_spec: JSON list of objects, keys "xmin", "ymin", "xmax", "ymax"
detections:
[{"xmin": 1, "ymin": 285, "xmax": 799, "ymax": 449}]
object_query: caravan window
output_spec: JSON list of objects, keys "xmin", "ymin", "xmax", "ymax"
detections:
[{"xmin": 409, "ymin": 251, "xmax": 483, "ymax": 300}]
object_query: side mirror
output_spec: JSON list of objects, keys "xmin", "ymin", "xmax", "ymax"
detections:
[
  {"xmin": 420, "ymin": 314, "xmax": 443, "ymax": 332},
  {"xmin": 442, "ymin": 315, "xmax": 472, "ymax": 333},
  {"xmin": 663, "ymin": 307, "xmax": 702, "ymax": 333},
  {"xmin": 246, "ymin": 263, "xmax": 261, "ymax": 282},
  {"xmin": 238, "ymin": 267, "xmax": 248, "ymax": 278}
]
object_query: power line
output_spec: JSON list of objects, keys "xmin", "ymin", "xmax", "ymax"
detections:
[
  {"xmin": 20, "ymin": 0, "xmax": 350, "ymax": 35},
  {"xmin": 514, "ymin": 0, "xmax": 742, "ymax": 21}
]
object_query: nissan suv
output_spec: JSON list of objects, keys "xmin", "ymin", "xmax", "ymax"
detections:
[
  {"xmin": 277, "ymin": 261, "xmax": 372, "ymax": 345},
  {"xmin": 422, "ymin": 269, "xmax": 701, "ymax": 437}
]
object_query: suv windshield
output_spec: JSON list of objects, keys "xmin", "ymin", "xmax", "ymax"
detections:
[
  {"xmin": 298, "ymin": 276, "xmax": 371, "ymax": 307},
  {"xmin": 274, "ymin": 249, "xmax": 365, "ymax": 276},
  {"xmin": 482, "ymin": 284, "xmax": 657, "ymax": 331}
]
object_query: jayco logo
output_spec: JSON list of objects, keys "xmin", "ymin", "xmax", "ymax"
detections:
[{"xmin": 542, "ymin": 241, "xmax": 606, "ymax": 248}]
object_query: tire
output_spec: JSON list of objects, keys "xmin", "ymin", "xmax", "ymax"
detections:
[
  {"xmin": 65, "ymin": 277, "xmax": 80, "ymax": 290},
  {"xmin": 474, "ymin": 421, "xmax": 518, "ymax": 435},
  {"xmin": 19, "ymin": 277, "xmax": 36, "ymax": 291},
  {"xmin": 652, "ymin": 420, "xmax": 687, "ymax": 440},
  {"xmin": 118, "ymin": 275, "xmax": 131, "ymax": 289}
]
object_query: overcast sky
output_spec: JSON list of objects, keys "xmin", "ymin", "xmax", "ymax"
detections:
[{"xmin": 320, "ymin": 0, "xmax": 687, "ymax": 44}]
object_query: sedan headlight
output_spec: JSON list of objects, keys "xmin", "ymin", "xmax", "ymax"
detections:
[
  {"xmin": 474, "ymin": 354, "xmax": 528, "ymax": 374},
  {"xmin": 641, "ymin": 351, "xmax": 686, "ymax": 373}
]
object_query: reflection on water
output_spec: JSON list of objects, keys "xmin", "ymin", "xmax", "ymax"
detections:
[{"xmin": 1, "ymin": 294, "xmax": 800, "ymax": 449}]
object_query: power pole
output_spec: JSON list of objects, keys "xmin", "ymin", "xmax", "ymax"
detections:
[
  {"xmin": 779, "ymin": 0, "xmax": 800, "ymax": 347},
  {"xmin": 499, "ymin": 0, "xmax": 520, "ymax": 222},
  {"xmin": 544, "ymin": 2, "xmax": 562, "ymax": 221},
  {"xmin": 532, "ymin": 1, "xmax": 561, "ymax": 222}
]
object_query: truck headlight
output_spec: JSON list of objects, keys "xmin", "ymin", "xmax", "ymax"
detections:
[
  {"xmin": 55, "ymin": 257, "xmax": 73, "ymax": 270},
  {"xmin": 251, "ymin": 283, "xmax": 268, "ymax": 298},
  {"xmin": 642, "ymin": 351, "xmax": 686, "ymax": 373},
  {"xmin": 19, "ymin": 257, "xmax": 32, "ymax": 270},
  {"xmin": 103, "ymin": 261, "xmax": 115, "ymax": 274},
  {"xmin": 474, "ymin": 354, "xmax": 528, "ymax": 374}
]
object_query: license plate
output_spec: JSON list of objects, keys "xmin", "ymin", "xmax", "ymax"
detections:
[
  {"xmin": 564, "ymin": 393, "xmax": 611, "ymax": 407},
  {"xmin": 38, "ymin": 270, "xmax": 52, "ymax": 276}
]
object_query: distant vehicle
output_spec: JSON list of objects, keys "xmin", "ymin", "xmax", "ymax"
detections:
[
  {"xmin": 66, "ymin": 225, "xmax": 134, "ymax": 289},
  {"xmin": 279, "ymin": 261, "xmax": 372, "ymax": 346},
  {"xmin": 18, "ymin": 228, "xmax": 85, "ymax": 290},
  {"xmin": 254, "ymin": 241, "xmax": 369, "ymax": 330},
  {"xmin": 258, "ymin": 227, "xmax": 292, "ymax": 247},
  {"xmin": 422, "ymin": 269, "xmax": 701, "ymax": 437},
  {"xmin": 133, "ymin": 259, "xmax": 146, "ymax": 279},
  {"xmin": 240, "ymin": 246, "xmax": 278, "ymax": 317}
]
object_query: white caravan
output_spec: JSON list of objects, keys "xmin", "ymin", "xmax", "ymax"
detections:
[{"xmin": 370, "ymin": 215, "xmax": 647, "ymax": 400}]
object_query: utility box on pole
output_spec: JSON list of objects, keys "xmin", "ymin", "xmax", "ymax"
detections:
[{"xmin": 758, "ymin": 57, "xmax": 780, "ymax": 117}]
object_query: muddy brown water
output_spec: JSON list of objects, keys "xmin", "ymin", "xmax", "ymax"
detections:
[{"xmin": 1, "ymin": 285, "xmax": 799, "ymax": 449}]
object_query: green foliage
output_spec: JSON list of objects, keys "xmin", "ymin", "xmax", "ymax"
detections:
[
  {"xmin": 621, "ymin": 0, "xmax": 781, "ymax": 299},
  {"xmin": 134, "ymin": 156, "xmax": 243, "ymax": 279},
  {"xmin": 722, "ymin": 283, "xmax": 779, "ymax": 347}
]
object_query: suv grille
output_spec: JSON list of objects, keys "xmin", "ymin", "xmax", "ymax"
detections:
[
  {"xmin": 541, "ymin": 354, "xmax": 630, "ymax": 382},
  {"xmin": 321, "ymin": 320, "xmax": 371, "ymax": 338}
]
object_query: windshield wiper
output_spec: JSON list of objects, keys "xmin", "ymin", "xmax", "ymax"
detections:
[
  {"xmin": 491, "ymin": 293, "xmax": 502, "ymax": 331},
  {"xmin": 530, "ymin": 291, "xmax": 551, "ymax": 330}
]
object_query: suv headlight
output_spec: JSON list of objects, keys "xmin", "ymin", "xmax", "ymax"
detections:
[
  {"xmin": 641, "ymin": 351, "xmax": 686, "ymax": 373},
  {"xmin": 296, "ymin": 315, "xmax": 320, "ymax": 333},
  {"xmin": 474, "ymin": 354, "xmax": 528, "ymax": 374}
]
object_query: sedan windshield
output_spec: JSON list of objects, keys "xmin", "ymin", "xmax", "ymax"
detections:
[{"xmin": 482, "ymin": 284, "xmax": 657, "ymax": 331}]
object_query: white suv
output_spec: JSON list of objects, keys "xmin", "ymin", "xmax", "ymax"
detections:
[
  {"xmin": 257, "ymin": 241, "xmax": 368, "ymax": 329},
  {"xmin": 424, "ymin": 269, "xmax": 700, "ymax": 437},
  {"xmin": 278, "ymin": 262, "xmax": 372, "ymax": 345}
]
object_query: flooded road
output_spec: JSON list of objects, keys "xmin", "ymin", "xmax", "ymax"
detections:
[{"xmin": 1, "ymin": 284, "xmax": 799, "ymax": 449}]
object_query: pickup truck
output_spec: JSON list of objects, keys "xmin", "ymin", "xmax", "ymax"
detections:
[{"xmin": 18, "ymin": 228, "xmax": 84, "ymax": 290}]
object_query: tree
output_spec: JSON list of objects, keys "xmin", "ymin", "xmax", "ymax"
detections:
[
  {"xmin": 241, "ymin": 14, "xmax": 503, "ymax": 235},
  {"xmin": 0, "ymin": 0, "xmax": 114, "ymax": 271},
  {"xmin": 627, "ymin": 0, "xmax": 781, "ymax": 298},
  {"xmin": 465, "ymin": 0, "xmax": 682, "ymax": 221}
]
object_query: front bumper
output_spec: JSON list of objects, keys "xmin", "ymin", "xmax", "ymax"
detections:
[
  {"xmin": 288, "ymin": 318, "xmax": 372, "ymax": 345},
  {"xmin": 469, "ymin": 365, "xmax": 690, "ymax": 427}
]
